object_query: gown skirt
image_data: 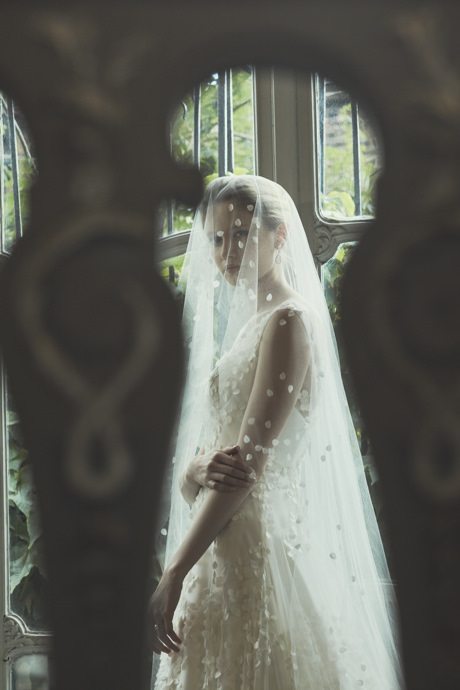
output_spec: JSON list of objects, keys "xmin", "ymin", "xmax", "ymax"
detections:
[{"xmin": 153, "ymin": 305, "xmax": 399, "ymax": 690}]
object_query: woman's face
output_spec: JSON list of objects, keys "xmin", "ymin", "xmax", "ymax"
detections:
[{"xmin": 210, "ymin": 200, "xmax": 277, "ymax": 286}]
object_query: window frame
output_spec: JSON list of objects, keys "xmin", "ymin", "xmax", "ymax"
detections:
[
  {"xmin": 0, "ymin": 66, "xmax": 380, "ymax": 688},
  {"xmin": 0, "ymin": 103, "xmax": 52, "ymax": 689},
  {"xmin": 312, "ymin": 74, "xmax": 376, "ymax": 265},
  {"xmin": 158, "ymin": 67, "xmax": 375, "ymax": 268},
  {"xmin": 0, "ymin": 338, "xmax": 53, "ymax": 690},
  {"xmin": 255, "ymin": 66, "xmax": 375, "ymax": 268}
]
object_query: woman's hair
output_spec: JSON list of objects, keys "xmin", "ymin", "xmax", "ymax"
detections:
[{"xmin": 200, "ymin": 175, "xmax": 290, "ymax": 232}]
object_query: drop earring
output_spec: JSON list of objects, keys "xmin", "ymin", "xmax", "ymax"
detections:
[{"xmin": 275, "ymin": 245, "xmax": 282, "ymax": 264}]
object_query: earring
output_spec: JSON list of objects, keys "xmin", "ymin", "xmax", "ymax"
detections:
[{"xmin": 275, "ymin": 245, "xmax": 282, "ymax": 264}]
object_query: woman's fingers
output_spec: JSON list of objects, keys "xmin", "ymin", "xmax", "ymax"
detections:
[
  {"xmin": 152, "ymin": 639, "xmax": 173, "ymax": 655},
  {"xmin": 209, "ymin": 463, "xmax": 252, "ymax": 484},
  {"xmin": 218, "ymin": 471, "xmax": 254, "ymax": 486},
  {"xmin": 148, "ymin": 570, "xmax": 184, "ymax": 655},
  {"xmin": 161, "ymin": 636, "xmax": 181, "ymax": 653},
  {"xmin": 215, "ymin": 448, "xmax": 254, "ymax": 476},
  {"xmin": 152, "ymin": 621, "xmax": 182, "ymax": 654},
  {"xmin": 208, "ymin": 470, "xmax": 255, "ymax": 491},
  {"xmin": 150, "ymin": 622, "xmax": 171, "ymax": 655},
  {"xmin": 161, "ymin": 622, "xmax": 182, "ymax": 653},
  {"xmin": 205, "ymin": 446, "xmax": 256, "ymax": 490},
  {"xmin": 167, "ymin": 627, "xmax": 183, "ymax": 648},
  {"xmin": 221, "ymin": 444, "xmax": 240, "ymax": 456}
]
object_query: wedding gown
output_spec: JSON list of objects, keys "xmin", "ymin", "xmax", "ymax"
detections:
[{"xmin": 153, "ymin": 300, "xmax": 399, "ymax": 690}]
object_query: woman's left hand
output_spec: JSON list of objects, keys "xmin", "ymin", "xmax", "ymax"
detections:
[{"xmin": 148, "ymin": 567, "xmax": 184, "ymax": 655}]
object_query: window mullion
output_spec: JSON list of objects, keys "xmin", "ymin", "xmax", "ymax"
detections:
[
  {"xmin": 217, "ymin": 70, "xmax": 228, "ymax": 176},
  {"xmin": 226, "ymin": 69, "xmax": 234, "ymax": 173},
  {"xmin": 193, "ymin": 84, "xmax": 201, "ymax": 168},
  {"xmin": 317, "ymin": 76, "xmax": 326, "ymax": 198},
  {"xmin": 0, "ymin": 358, "xmax": 10, "ymax": 689},
  {"xmin": 253, "ymin": 67, "xmax": 275, "ymax": 182},
  {"xmin": 254, "ymin": 66, "xmax": 322, "ymax": 261},
  {"xmin": 6, "ymin": 98, "xmax": 22, "ymax": 244},
  {"xmin": 0, "ymin": 96, "xmax": 4, "ymax": 256},
  {"xmin": 351, "ymin": 98, "xmax": 362, "ymax": 216}
]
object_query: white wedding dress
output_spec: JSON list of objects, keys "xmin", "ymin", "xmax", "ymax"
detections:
[
  {"xmin": 153, "ymin": 175, "xmax": 403, "ymax": 690},
  {"xmin": 153, "ymin": 302, "xmax": 399, "ymax": 690}
]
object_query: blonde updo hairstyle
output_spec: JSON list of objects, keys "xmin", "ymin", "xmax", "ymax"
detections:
[{"xmin": 200, "ymin": 175, "xmax": 291, "ymax": 234}]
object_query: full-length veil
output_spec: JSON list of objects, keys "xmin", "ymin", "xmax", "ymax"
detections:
[{"xmin": 158, "ymin": 175, "xmax": 404, "ymax": 688}]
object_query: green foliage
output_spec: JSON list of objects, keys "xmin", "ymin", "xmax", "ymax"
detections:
[
  {"xmin": 322, "ymin": 102, "xmax": 380, "ymax": 220},
  {"xmin": 323, "ymin": 243, "xmax": 393, "ymax": 567},
  {"xmin": 171, "ymin": 69, "xmax": 254, "ymax": 176},
  {"xmin": 320, "ymin": 90, "xmax": 389, "ymax": 556},
  {"xmin": 3, "ymin": 99, "xmax": 46, "ymax": 628},
  {"xmin": 8, "ymin": 410, "xmax": 48, "ymax": 630},
  {"xmin": 3, "ymin": 157, "xmax": 36, "ymax": 250},
  {"xmin": 159, "ymin": 254, "xmax": 186, "ymax": 283},
  {"xmin": 158, "ymin": 254, "xmax": 186, "ymax": 316},
  {"xmin": 163, "ymin": 68, "xmax": 254, "ymax": 236},
  {"xmin": 321, "ymin": 190, "xmax": 355, "ymax": 219},
  {"xmin": 323, "ymin": 243, "xmax": 369, "ymax": 441},
  {"xmin": 1, "ymin": 99, "xmax": 37, "ymax": 251}
]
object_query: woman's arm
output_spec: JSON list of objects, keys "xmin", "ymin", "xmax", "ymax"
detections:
[
  {"xmin": 179, "ymin": 447, "xmax": 203, "ymax": 506},
  {"xmin": 168, "ymin": 310, "xmax": 310, "ymax": 571},
  {"xmin": 180, "ymin": 445, "xmax": 255, "ymax": 506},
  {"xmin": 150, "ymin": 309, "xmax": 310, "ymax": 652}
]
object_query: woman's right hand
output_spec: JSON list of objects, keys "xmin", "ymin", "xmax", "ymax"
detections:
[{"xmin": 186, "ymin": 445, "xmax": 256, "ymax": 492}]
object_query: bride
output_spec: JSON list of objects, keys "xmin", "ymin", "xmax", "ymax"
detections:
[{"xmin": 149, "ymin": 175, "xmax": 404, "ymax": 689}]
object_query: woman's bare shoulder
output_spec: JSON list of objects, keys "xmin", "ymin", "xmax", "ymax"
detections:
[{"xmin": 260, "ymin": 302, "xmax": 310, "ymax": 356}]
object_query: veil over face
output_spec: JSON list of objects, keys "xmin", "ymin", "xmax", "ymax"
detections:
[{"xmin": 159, "ymin": 175, "xmax": 404, "ymax": 689}]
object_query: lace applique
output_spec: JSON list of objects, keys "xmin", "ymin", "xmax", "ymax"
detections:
[
  {"xmin": 298, "ymin": 387, "xmax": 310, "ymax": 412},
  {"xmin": 155, "ymin": 304, "xmax": 349, "ymax": 690}
]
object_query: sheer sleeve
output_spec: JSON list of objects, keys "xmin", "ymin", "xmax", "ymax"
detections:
[
  {"xmin": 163, "ymin": 307, "xmax": 311, "ymax": 578},
  {"xmin": 237, "ymin": 306, "xmax": 310, "ymax": 481}
]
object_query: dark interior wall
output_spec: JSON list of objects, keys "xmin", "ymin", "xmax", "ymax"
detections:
[{"xmin": 1, "ymin": 2, "xmax": 460, "ymax": 689}]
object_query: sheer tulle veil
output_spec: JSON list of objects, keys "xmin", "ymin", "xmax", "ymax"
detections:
[{"xmin": 158, "ymin": 175, "xmax": 404, "ymax": 687}]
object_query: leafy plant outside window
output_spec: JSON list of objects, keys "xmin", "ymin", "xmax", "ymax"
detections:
[
  {"xmin": 323, "ymin": 243, "xmax": 392, "ymax": 568},
  {"xmin": 318, "ymin": 79, "xmax": 382, "ymax": 220},
  {"xmin": 2, "ymin": 96, "xmax": 46, "ymax": 630},
  {"xmin": 8, "ymin": 408, "xmax": 48, "ymax": 630},
  {"xmin": 160, "ymin": 68, "xmax": 255, "ymax": 237}
]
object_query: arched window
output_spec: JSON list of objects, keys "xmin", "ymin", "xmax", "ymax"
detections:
[
  {"xmin": 0, "ymin": 95, "xmax": 52, "ymax": 690},
  {"xmin": 1, "ymin": 68, "xmax": 383, "ymax": 688},
  {"xmin": 154, "ymin": 66, "xmax": 386, "ymax": 570}
]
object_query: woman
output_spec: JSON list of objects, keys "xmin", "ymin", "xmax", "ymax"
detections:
[{"xmin": 150, "ymin": 175, "xmax": 404, "ymax": 689}]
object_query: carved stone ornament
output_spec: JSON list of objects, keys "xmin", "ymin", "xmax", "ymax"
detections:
[
  {"xmin": 341, "ymin": 6, "xmax": 460, "ymax": 689},
  {"xmin": 375, "ymin": 8, "xmax": 460, "ymax": 504},
  {"xmin": 314, "ymin": 220, "xmax": 370, "ymax": 264},
  {"xmin": 3, "ymin": 615, "xmax": 52, "ymax": 663},
  {"xmin": 0, "ymin": 2, "xmax": 459, "ymax": 690},
  {"xmin": 14, "ymin": 212, "xmax": 163, "ymax": 500}
]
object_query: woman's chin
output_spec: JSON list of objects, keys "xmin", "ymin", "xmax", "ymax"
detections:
[{"xmin": 223, "ymin": 271, "xmax": 239, "ymax": 286}]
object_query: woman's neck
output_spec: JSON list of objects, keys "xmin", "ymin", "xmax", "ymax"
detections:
[{"xmin": 257, "ymin": 266, "xmax": 290, "ymax": 309}]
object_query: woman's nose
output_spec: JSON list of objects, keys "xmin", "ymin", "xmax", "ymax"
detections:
[{"xmin": 221, "ymin": 237, "xmax": 234, "ymax": 260}]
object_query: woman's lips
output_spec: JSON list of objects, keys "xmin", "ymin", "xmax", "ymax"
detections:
[{"xmin": 225, "ymin": 265, "xmax": 240, "ymax": 273}]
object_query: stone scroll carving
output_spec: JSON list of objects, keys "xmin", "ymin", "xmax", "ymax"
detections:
[
  {"xmin": 381, "ymin": 8, "xmax": 460, "ymax": 502},
  {"xmin": 314, "ymin": 220, "xmax": 371, "ymax": 264},
  {"xmin": 342, "ymin": 7, "xmax": 460, "ymax": 689},
  {"xmin": 3, "ymin": 615, "xmax": 52, "ymax": 663},
  {"xmin": 0, "ymin": 3, "xmax": 459, "ymax": 690},
  {"xmin": 0, "ymin": 10, "xmax": 185, "ymax": 690}
]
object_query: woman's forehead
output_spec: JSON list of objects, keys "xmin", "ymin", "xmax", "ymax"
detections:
[{"xmin": 212, "ymin": 200, "xmax": 253, "ymax": 224}]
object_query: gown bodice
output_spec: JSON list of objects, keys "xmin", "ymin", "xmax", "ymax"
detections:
[
  {"xmin": 203, "ymin": 302, "xmax": 314, "ymax": 482},
  {"xmin": 154, "ymin": 301, "xmax": 403, "ymax": 690}
]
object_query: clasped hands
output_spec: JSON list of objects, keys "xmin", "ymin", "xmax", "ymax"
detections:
[
  {"xmin": 149, "ymin": 445, "xmax": 255, "ymax": 655},
  {"xmin": 186, "ymin": 444, "xmax": 256, "ymax": 493}
]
